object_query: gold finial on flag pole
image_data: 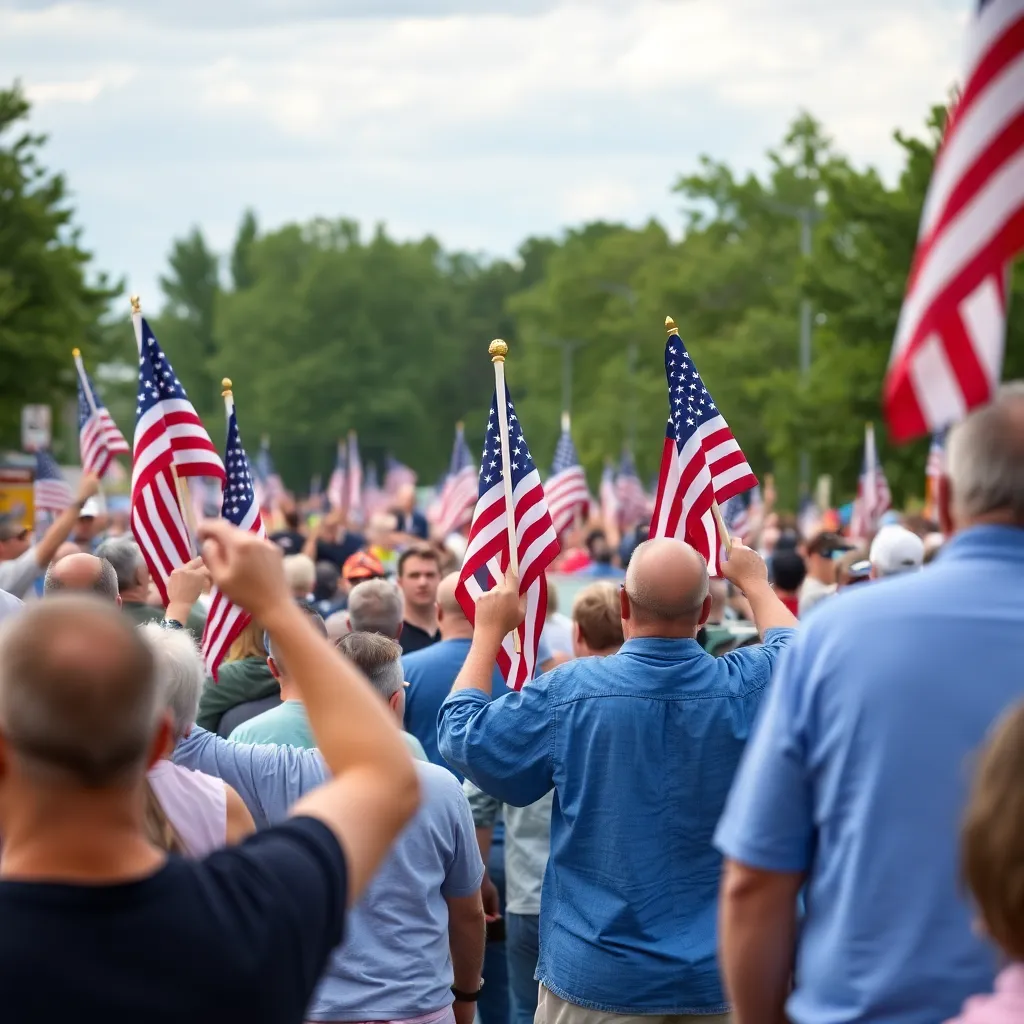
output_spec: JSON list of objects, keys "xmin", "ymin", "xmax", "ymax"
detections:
[
  {"xmin": 221, "ymin": 378, "xmax": 233, "ymax": 398},
  {"xmin": 665, "ymin": 316, "xmax": 678, "ymax": 336},
  {"xmin": 489, "ymin": 338, "xmax": 521, "ymax": 654},
  {"xmin": 130, "ymin": 294, "xmax": 141, "ymax": 315},
  {"xmin": 72, "ymin": 348, "xmax": 81, "ymax": 358}
]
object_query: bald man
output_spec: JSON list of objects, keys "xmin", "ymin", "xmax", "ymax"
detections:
[
  {"xmin": 42, "ymin": 552, "xmax": 120, "ymax": 603},
  {"xmin": 438, "ymin": 540, "xmax": 798, "ymax": 1023}
]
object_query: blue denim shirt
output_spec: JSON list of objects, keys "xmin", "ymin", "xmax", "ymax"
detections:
[{"xmin": 438, "ymin": 627, "xmax": 795, "ymax": 1014}]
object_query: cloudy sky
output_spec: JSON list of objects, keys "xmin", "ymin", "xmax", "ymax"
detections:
[{"xmin": 3, "ymin": 0, "xmax": 970, "ymax": 303}]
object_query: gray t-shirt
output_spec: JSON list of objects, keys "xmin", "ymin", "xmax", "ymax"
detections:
[
  {"xmin": 173, "ymin": 728, "xmax": 483, "ymax": 1020},
  {"xmin": 0, "ymin": 548, "xmax": 41, "ymax": 600},
  {"xmin": 0, "ymin": 588, "xmax": 24, "ymax": 624}
]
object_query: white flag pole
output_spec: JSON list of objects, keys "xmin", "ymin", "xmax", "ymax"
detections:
[{"xmin": 490, "ymin": 339, "xmax": 521, "ymax": 654}]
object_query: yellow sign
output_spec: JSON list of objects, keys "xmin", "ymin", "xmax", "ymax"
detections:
[{"xmin": 0, "ymin": 467, "xmax": 34, "ymax": 531}]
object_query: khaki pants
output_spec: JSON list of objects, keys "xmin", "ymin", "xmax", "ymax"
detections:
[{"xmin": 535, "ymin": 985, "xmax": 730, "ymax": 1024}]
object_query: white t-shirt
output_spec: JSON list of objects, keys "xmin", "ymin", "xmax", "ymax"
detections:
[{"xmin": 0, "ymin": 548, "xmax": 41, "ymax": 600}]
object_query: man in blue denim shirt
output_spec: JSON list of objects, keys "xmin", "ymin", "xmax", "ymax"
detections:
[{"xmin": 438, "ymin": 538, "xmax": 797, "ymax": 1024}]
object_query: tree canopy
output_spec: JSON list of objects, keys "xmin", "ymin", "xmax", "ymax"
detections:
[{"xmin": 3, "ymin": 80, "xmax": 1021, "ymax": 507}]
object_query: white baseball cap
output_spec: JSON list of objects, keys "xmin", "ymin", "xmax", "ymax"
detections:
[
  {"xmin": 869, "ymin": 525, "xmax": 925, "ymax": 577},
  {"xmin": 79, "ymin": 497, "xmax": 102, "ymax": 518}
]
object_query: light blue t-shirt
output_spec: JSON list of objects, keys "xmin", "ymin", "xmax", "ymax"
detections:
[
  {"xmin": 229, "ymin": 700, "xmax": 315, "ymax": 748},
  {"xmin": 173, "ymin": 729, "xmax": 484, "ymax": 1020},
  {"xmin": 715, "ymin": 526, "xmax": 1024, "ymax": 1024}
]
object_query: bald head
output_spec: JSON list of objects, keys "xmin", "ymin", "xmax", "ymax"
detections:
[
  {"xmin": 43, "ymin": 553, "xmax": 119, "ymax": 603},
  {"xmin": 624, "ymin": 538, "xmax": 709, "ymax": 634},
  {"xmin": 437, "ymin": 572, "xmax": 472, "ymax": 639},
  {"xmin": 0, "ymin": 598, "xmax": 163, "ymax": 787}
]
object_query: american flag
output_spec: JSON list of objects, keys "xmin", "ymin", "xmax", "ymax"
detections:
[
  {"xmin": 722, "ymin": 485, "xmax": 762, "ymax": 541},
  {"xmin": 544, "ymin": 414, "xmax": 589, "ymax": 535},
  {"xmin": 131, "ymin": 313, "xmax": 225, "ymax": 604},
  {"xmin": 599, "ymin": 460, "xmax": 619, "ymax": 533},
  {"xmin": 616, "ymin": 448, "xmax": 651, "ymax": 532},
  {"xmin": 456, "ymin": 389, "xmax": 560, "ymax": 690},
  {"xmin": 74, "ymin": 351, "xmax": 129, "ymax": 478},
  {"xmin": 363, "ymin": 463, "xmax": 390, "ymax": 519},
  {"xmin": 384, "ymin": 455, "xmax": 417, "ymax": 496},
  {"xmin": 924, "ymin": 428, "xmax": 948, "ymax": 521},
  {"xmin": 201, "ymin": 394, "xmax": 265, "ymax": 678},
  {"xmin": 650, "ymin": 320, "xmax": 758, "ymax": 576},
  {"xmin": 431, "ymin": 423, "xmax": 478, "ymax": 537},
  {"xmin": 327, "ymin": 440, "xmax": 347, "ymax": 512},
  {"xmin": 253, "ymin": 436, "xmax": 284, "ymax": 510},
  {"xmin": 34, "ymin": 450, "xmax": 73, "ymax": 512},
  {"xmin": 884, "ymin": 0, "xmax": 1024, "ymax": 441},
  {"xmin": 849, "ymin": 422, "xmax": 892, "ymax": 539},
  {"xmin": 346, "ymin": 431, "xmax": 363, "ymax": 522}
]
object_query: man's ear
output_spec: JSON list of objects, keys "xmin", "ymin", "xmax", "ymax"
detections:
[
  {"xmin": 698, "ymin": 593, "xmax": 712, "ymax": 627},
  {"xmin": 938, "ymin": 475, "xmax": 955, "ymax": 537},
  {"xmin": 147, "ymin": 712, "xmax": 174, "ymax": 768},
  {"xmin": 267, "ymin": 656, "xmax": 281, "ymax": 681},
  {"xmin": 619, "ymin": 587, "xmax": 631, "ymax": 621}
]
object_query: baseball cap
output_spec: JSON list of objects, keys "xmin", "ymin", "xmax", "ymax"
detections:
[
  {"xmin": 79, "ymin": 497, "xmax": 101, "ymax": 518},
  {"xmin": 869, "ymin": 525, "xmax": 925, "ymax": 577},
  {"xmin": 0, "ymin": 515, "xmax": 29, "ymax": 542},
  {"xmin": 806, "ymin": 531, "xmax": 852, "ymax": 559},
  {"xmin": 342, "ymin": 551, "xmax": 385, "ymax": 582}
]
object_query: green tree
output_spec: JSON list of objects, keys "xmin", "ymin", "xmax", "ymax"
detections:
[
  {"xmin": 0, "ymin": 83, "xmax": 118, "ymax": 452},
  {"xmin": 230, "ymin": 209, "xmax": 258, "ymax": 291}
]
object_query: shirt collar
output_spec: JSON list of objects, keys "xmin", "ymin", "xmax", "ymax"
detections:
[
  {"xmin": 938, "ymin": 524, "xmax": 1024, "ymax": 563},
  {"xmin": 619, "ymin": 636, "xmax": 706, "ymax": 660}
]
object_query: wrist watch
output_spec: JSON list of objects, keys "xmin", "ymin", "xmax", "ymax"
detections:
[
  {"xmin": 451, "ymin": 982, "xmax": 484, "ymax": 1003},
  {"xmin": 161, "ymin": 618, "xmax": 186, "ymax": 630}
]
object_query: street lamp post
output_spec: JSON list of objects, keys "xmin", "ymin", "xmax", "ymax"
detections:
[{"xmin": 540, "ymin": 336, "xmax": 587, "ymax": 418}]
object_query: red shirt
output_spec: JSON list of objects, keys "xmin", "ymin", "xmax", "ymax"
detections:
[{"xmin": 779, "ymin": 593, "xmax": 800, "ymax": 617}]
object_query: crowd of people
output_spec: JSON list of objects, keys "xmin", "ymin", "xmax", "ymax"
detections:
[{"xmin": 0, "ymin": 386, "xmax": 1021, "ymax": 1024}]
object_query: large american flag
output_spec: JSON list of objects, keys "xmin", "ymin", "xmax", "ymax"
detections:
[
  {"xmin": 74, "ymin": 351, "xmax": 129, "ymax": 478},
  {"xmin": 431, "ymin": 423, "xmax": 478, "ymax": 537},
  {"xmin": 599, "ymin": 460, "xmax": 619, "ymax": 533},
  {"xmin": 650, "ymin": 320, "xmax": 757, "ymax": 576},
  {"xmin": 849, "ymin": 422, "xmax": 892, "ymax": 539},
  {"xmin": 131, "ymin": 314, "xmax": 225, "ymax": 604},
  {"xmin": 201, "ymin": 394, "xmax": 265, "ymax": 678},
  {"xmin": 884, "ymin": 0, "xmax": 1024, "ymax": 441},
  {"xmin": 253, "ymin": 436, "xmax": 284, "ymax": 511},
  {"xmin": 327, "ymin": 440, "xmax": 347, "ymax": 512},
  {"xmin": 384, "ymin": 455, "xmax": 417, "ymax": 497},
  {"xmin": 615, "ymin": 449, "xmax": 651, "ymax": 532},
  {"xmin": 34, "ymin": 450, "xmax": 73, "ymax": 513},
  {"xmin": 544, "ymin": 415, "xmax": 589, "ymax": 535},
  {"xmin": 456, "ymin": 390, "xmax": 560, "ymax": 690}
]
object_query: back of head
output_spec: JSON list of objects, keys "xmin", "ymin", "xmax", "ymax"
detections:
[
  {"xmin": 266, "ymin": 603, "xmax": 327, "ymax": 674},
  {"xmin": 96, "ymin": 536, "xmax": 145, "ymax": 595},
  {"xmin": 337, "ymin": 631, "xmax": 404, "ymax": 700},
  {"xmin": 43, "ymin": 553, "xmax": 119, "ymax": 602},
  {"xmin": 325, "ymin": 610, "xmax": 351, "ymax": 643},
  {"xmin": 869, "ymin": 525, "xmax": 925, "ymax": 577},
  {"xmin": 770, "ymin": 549, "xmax": 807, "ymax": 593},
  {"xmin": 284, "ymin": 553, "xmax": 316, "ymax": 595},
  {"xmin": 0, "ymin": 598, "xmax": 160, "ymax": 787},
  {"xmin": 623, "ymin": 537, "xmax": 709, "ymax": 633},
  {"xmin": 227, "ymin": 617, "xmax": 266, "ymax": 662},
  {"xmin": 139, "ymin": 623, "xmax": 204, "ymax": 741},
  {"xmin": 347, "ymin": 578, "xmax": 404, "ymax": 637},
  {"xmin": 572, "ymin": 582, "xmax": 623, "ymax": 652},
  {"xmin": 947, "ymin": 382, "xmax": 1024, "ymax": 527},
  {"xmin": 314, "ymin": 560, "xmax": 340, "ymax": 601}
]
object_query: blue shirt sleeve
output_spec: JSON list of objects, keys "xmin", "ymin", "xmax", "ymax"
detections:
[
  {"xmin": 173, "ymin": 726, "xmax": 326, "ymax": 830},
  {"xmin": 437, "ymin": 676, "xmax": 555, "ymax": 808},
  {"xmin": 441, "ymin": 778, "xmax": 487, "ymax": 898},
  {"xmin": 714, "ymin": 632, "xmax": 815, "ymax": 873},
  {"xmin": 718, "ymin": 626, "xmax": 797, "ymax": 686}
]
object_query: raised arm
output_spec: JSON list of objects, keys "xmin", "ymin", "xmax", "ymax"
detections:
[
  {"xmin": 721, "ymin": 543, "xmax": 798, "ymax": 635},
  {"xmin": 32, "ymin": 472, "xmax": 100, "ymax": 567},
  {"xmin": 198, "ymin": 520, "xmax": 419, "ymax": 904}
]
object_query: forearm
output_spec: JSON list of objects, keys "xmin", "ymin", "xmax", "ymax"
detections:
[
  {"xmin": 448, "ymin": 905, "xmax": 486, "ymax": 992},
  {"xmin": 743, "ymin": 581, "xmax": 798, "ymax": 634},
  {"xmin": 35, "ymin": 504, "xmax": 80, "ymax": 565},
  {"xmin": 261, "ymin": 598, "xmax": 411, "ymax": 778},
  {"xmin": 451, "ymin": 626, "xmax": 504, "ymax": 696},
  {"xmin": 301, "ymin": 533, "xmax": 319, "ymax": 561},
  {"xmin": 719, "ymin": 863, "xmax": 799, "ymax": 1024},
  {"xmin": 475, "ymin": 825, "xmax": 494, "ymax": 864},
  {"xmin": 165, "ymin": 599, "xmax": 194, "ymax": 624}
]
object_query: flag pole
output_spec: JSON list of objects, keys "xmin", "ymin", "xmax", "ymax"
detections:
[
  {"xmin": 665, "ymin": 316, "xmax": 733, "ymax": 556},
  {"xmin": 132, "ymin": 293, "xmax": 197, "ymax": 555},
  {"xmin": 490, "ymin": 338, "xmax": 522, "ymax": 654},
  {"xmin": 72, "ymin": 348, "xmax": 100, "ymax": 417},
  {"xmin": 222, "ymin": 377, "xmax": 234, "ymax": 422}
]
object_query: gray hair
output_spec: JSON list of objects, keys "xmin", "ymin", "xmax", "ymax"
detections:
[
  {"xmin": 139, "ymin": 623, "xmax": 205, "ymax": 741},
  {"xmin": 265, "ymin": 603, "xmax": 328, "ymax": 672},
  {"xmin": 96, "ymin": 536, "xmax": 145, "ymax": 592},
  {"xmin": 946, "ymin": 382, "xmax": 1024, "ymax": 526},
  {"xmin": 337, "ymin": 631, "xmax": 404, "ymax": 700},
  {"xmin": 284, "ymin": 554, "xmax": 316, "ymax": 594},
  {"xmin": 43, "ymin": 557, "xmax": 119, "ymax": 601},
  {"xmin": 347, "ymin": 579, "xmax": 404, "ymax": 638}
]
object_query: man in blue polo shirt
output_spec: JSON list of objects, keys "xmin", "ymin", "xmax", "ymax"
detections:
[
  {"xmin": 715, "ymin": 384, "xmax": 1024, "ymax": 1024},
  {"xmin": 438, "ymin": 537, "xmax": 797, "ymax": 1022}
]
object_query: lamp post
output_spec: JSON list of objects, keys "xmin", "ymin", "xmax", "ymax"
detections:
[{"xmin": 539, "ymin": 336, "xmax": 587, "ymax": 418}]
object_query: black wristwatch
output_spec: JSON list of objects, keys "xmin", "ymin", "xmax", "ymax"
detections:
[
  {"xmin": 451, "ymin": 982, "xmax": 484, "ymax": 1003},
  {"xmin": 161, "ymin": 618, "xmax": 185, "ymax": 630}
]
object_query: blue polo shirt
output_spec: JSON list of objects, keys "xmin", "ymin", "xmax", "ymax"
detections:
[
  {"xmin": 715, "ymin": 526, "xmax": 1024, "ymax": 1024},
  {"xmin": 438, "ymin": 628, "xmax": 795, "ymax": 1014}
]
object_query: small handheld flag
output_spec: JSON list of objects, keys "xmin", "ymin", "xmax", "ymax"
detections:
[{"xmin": 74, "ymin": 349, "xmax": 129, "ymax": 478}]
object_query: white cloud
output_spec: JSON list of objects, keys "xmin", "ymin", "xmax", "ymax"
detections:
[{"xmin": 0, "ymin": 0, "xmax": 971, "ymax": 303}]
